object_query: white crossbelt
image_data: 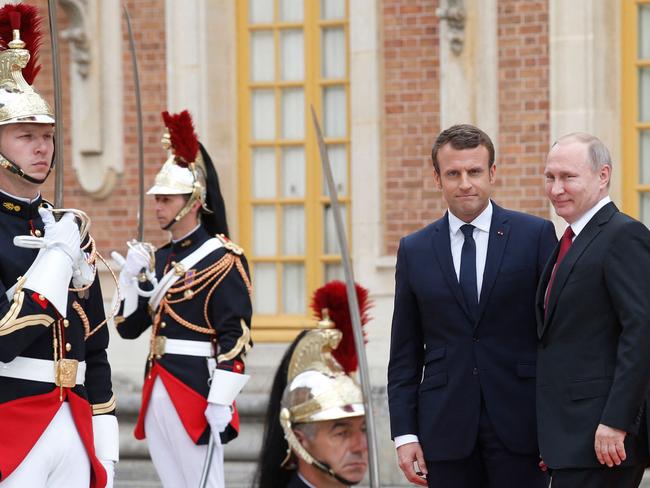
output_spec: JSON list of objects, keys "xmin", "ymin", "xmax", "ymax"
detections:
[
  {"xmin": 0, "ymin": 356, "xmax": 86, "ymax": 385},
  {"xmin": 162, "ymin": 338, "xmax": 213, "ymax": 357}
]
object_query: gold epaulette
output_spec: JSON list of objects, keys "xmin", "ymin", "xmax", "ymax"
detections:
[{"xmin": 217, "ymin": 234, "xmax": 244, "ymax": 256}]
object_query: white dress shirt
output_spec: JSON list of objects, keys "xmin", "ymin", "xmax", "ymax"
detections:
[{"xmin": 394, "ymin": 202, "xmax": 493, "ymax": 449}]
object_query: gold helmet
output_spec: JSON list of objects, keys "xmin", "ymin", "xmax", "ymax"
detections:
[
  {"xmin": 279, "ymin": 281, "xmax": 371, "ymax": 482},
  {"xmin": 0, "ymin": 4, "xmax": 55, "ymax": 184},
  {"xmin": 147, "ymin": 110, "xmax": 229, "ymax": 235}
]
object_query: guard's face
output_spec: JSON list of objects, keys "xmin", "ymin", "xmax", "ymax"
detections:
[
  {"xmin": 302, "ymin": 417, "xmax": 368, "ymax": 485},
  {"xmin": 433, "ymin": 143, "xmax": 495, "ymax": 223},
  {"xmin": 154, "ymin": 193, "xmax": 187, "ymax": 228},
  {"xmin": 544, "ymin": 141, "xmax": 610, "ymax": 224},
  {"xmin": 0, "ymin": 123, "xmax": 54, "ymax": 181}
]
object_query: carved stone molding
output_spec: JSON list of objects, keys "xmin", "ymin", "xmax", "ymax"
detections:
[
  {"xmin": 436, "ymin": 0, "xmax": 466, "ymax": 55},
  {"xmin": 58, "ymin": 0, "xmax": 123, "ymax": 199}
]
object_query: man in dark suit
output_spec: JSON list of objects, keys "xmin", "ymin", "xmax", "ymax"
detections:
[
  {"xmin": 537, "ymin": 132, "xmax": 650, "ymax": 487},
  {"xmin": 388, "ymin": 124, "xmax": 556, "ymax": 487}
]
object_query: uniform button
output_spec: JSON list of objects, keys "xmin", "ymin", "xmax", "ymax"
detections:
[
  {"xmin": 160, "ymin": 321, "xmax": 166, "ymax": 329},
  {"xmin": 472, "ymin": 367, "xmax": 479, "ymax": 375},
  {"xmin": 38, "ymin": 294, "xmax": 44, "ymax": 301},
  {"xmin": 473, "ymin": 337, "xmax": 479, "ymax": 342},
  {"xmin": 65, "ymin": 343, "xmax": 72, "ymax": 352},
  {"xmin": 34, "ymin": 229, "xmax": 42, "ymax": 237},
  {"xmin": 63, "ymin": 319, "xmax": 70, "ymax": 328}
]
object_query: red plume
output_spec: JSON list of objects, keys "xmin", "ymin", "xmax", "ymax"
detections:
[
  {"xmin": 311, "ymin": 280, "xmax": 372, "ymax": 374},
  {"xmin": 161, "ymin": 110, "xmax": 199, "ymax": 167},
  {"xmin": 0, "ymin": 3, "xmax": 44, "ymax": 85}
]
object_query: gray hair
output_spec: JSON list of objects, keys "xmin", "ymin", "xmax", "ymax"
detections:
[
  {"xmin": 293, "ymin": 422, "xmax": 320, "ymax": 441},
  {"xmin": 552, "ymin": 132, "xmax": 612, "ymax": 171}
]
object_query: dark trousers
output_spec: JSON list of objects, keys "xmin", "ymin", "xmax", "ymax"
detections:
[
  {"xmin": 426, "ymin": 401, "xmax": 549, "ymax": 488},
  {"xmin": 550, "ymin": 466, "xmax": 646, "ymax": 488}
]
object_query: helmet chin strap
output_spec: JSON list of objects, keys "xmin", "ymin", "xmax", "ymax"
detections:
[
  {"xmin": 0, "ymin": 146, "xmax": 55, "ymax": 185},
  {"xmin": 311, "ymin": 458, "xmax": 360, "ymax": 486}
]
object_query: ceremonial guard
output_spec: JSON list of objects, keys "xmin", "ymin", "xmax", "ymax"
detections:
[
  {"xmin": 0, "ymin": 4, "xmax": 118, "ymax": 488},
  {"xmin": 113, "ymin": 110, "xmax": 253, "ymax": 487},
  {"xmin": 256, "ymin": 281, "xmax": 370, "ymax": 488}
]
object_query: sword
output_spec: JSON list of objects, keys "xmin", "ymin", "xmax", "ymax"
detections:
[
  {"xmin": 47, "ymin": 0, "xmax": 64, "ymax": 207},
  {"xmin": 310, "ymin": 106, "xmax": 380, "ymax": 487},
  {"xmin": 123, "ymin": 5, "xmax": 146, "ymax": 241}
]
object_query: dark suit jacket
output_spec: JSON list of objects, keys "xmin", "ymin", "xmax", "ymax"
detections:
[
  {"xmin": 536, "ymin": 202, "xmax": 650, "ymax": 468},
  {"xmin": 388, "ymin": 202, "xmax": 557, "ymax": 461}
]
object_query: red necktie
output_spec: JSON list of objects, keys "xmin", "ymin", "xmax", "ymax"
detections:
[{"xmin": 544, "ymin": 226, "xmax": 574, "ymax": 313}]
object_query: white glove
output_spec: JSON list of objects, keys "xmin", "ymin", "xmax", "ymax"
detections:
[
  {"xmin": 92, "ymin": 415, "xmax": 119, "ymax": 488},
  {"xmin": 99, "ymin": 459, "xmax": 115, "ymax": 488},
  {"xmin": 72, "ymin": 253, "xmax": 96, "ymax": 290},
  {"xmin": 15, "ymin": 209, "xmax": 82, "ymax": 313},
  {"xmin": 205, "ymin": 403, "xmax": 232, "ymax": 437},
  {"xmin": 39, "ymin": 208, "xmax": 82, "ymax": 262},
  {"xmin": 123, "ymin": 241, "xmax": 152, "ymax": 279}
]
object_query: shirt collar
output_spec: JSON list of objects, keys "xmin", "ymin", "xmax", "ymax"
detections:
[
  {"xmin": 297, "ymin": 473, "xmax": 318, "ymax": 488},
  {"xmin": 448, "ymin": 200, "xmax": 493, "ymax": 235},
  {"xmin": 569, "ymin": 195, "xmax": 611, "ymax": 237}
]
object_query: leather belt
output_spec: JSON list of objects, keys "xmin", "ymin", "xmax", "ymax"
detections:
[
  {"xmin": 153, "ymin": 337, "xmax": 213, "ymax": 359},
  {"xmin": 0, "ymin": 356, "xmax": 86, "ymax": 386}
]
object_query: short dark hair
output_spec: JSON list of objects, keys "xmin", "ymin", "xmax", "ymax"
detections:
[{"xmin": 431, "ymin": 124, "xmax": 495, "ymax": 173}]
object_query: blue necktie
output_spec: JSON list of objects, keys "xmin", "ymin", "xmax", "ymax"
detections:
[{"xmin": 460, "ymin": 224, "xmax": 478, "ymax": 319}]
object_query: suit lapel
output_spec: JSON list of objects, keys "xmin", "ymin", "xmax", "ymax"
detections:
[
  {"xmin": 432, "ymin": 214, "xmax": 473, "ymax": 321},
  {"xmin": 476, "ymin": 203, "xmax": 510, "ymax": 328},
  {"xmin": 540, "ymin": 202, "xmax": 618, "ymax": 337},
  {"xmin": 536, "ymin": 241, "xmax": 560, "ymax": 338}
]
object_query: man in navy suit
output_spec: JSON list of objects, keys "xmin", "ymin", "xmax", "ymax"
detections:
[{"xmin": 387, "ymin": 124, "xmax": 556, "ymax": 487}]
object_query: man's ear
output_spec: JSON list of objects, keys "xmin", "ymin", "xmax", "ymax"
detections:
[
  {"xmin": 432, "ymin": 169, "xmax": 442, "ymax": 189},
  {"xmin": 293, "ymin": 429, "xmax": 308, "ymax": 448},
  {"xmin": 599, "ymin": 164, "xmax": 612, "ymax": 189}
]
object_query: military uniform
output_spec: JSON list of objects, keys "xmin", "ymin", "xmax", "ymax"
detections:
[
  {"xmin": 0, "ymin": 4, "xmax": 117, "ymax": 487},
  {"xmin": 114, "ymin": 110, "xmax": 252, "ymax": 487},
  {"xmin": 0, "ymin": 195, "xmax": 115, "ymax": 487},
  {"xmin": 116, "ymin": 226, "xmax": 252, "ymax": 444}
]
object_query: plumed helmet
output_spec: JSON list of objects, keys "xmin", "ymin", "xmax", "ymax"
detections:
[
  {"xmin": 147, "ymin": 110, "xmax": 228, "ymax": 235},
  {"xmin": 0, "ymin": 3, "xmax": 53, "ymax": 126}
]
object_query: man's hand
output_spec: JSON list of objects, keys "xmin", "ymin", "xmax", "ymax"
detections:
[
  {"xmin": 595, "ymin": 423, "xmax": 627, "ymax": 467},
  {"xmin": 538, "ymin": 458, "xmax": 548, "ymax": 472},
  {"xmin": 396, "ymin": 442, "xmax": 428, "ymax": 486}
]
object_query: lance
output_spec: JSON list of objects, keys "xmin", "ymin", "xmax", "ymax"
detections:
[
  {"xmin": 47, "ymin": 0, "xmax": 64, "ymax": 207},
  {"xmin": 310, "ymin": 106, "xmax": 380, "ymax": 487},
  {"xmin": 123, "ymin": 5, "xmax": 145, "ymax": 241}
]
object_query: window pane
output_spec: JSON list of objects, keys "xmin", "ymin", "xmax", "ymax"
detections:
[
  {"xmin": 283, "ymin": 264, "xmax": 305, "ymax": 314},
  {"xmin": 322, "ymin": 27, "xmax": 345, "ymax": 78},
  {"xmin": 321, "ymin": 145, "xmax": 347, "ymax": 196},
  {"xmin": 640, "ymin": 4, "xmax": 650, "ymax": 59},
  {"xmin": 281, "ymin": 0, "xmax": 304, "ymax": 22},
  {"xmin": 249, "ymin": 0, "xmax": 274, "ymax": 23},
  {"xmin": 321, "ymin": 0, "xmax": 345, "ymax": 19},
  {"xmin": 325, "ymin": 263, "xmax": 344, "ymax": 282},
  {"xmin": 254, "ymin": 263, "xmax": 277, "ymax": 314},
  {"xmin": 252, "ymin": 147, "xmax": 276, "ymax": 198},
  {"xmin": 281, "ymin": 29, "xmax": 304, "ymax": 81},
  {"xmin": 253, "ymin": 206, "xmax": 276, "ymax": 255},
  {"xmin": 282, "ymin": 88, "xmax": 305, "ymax": 139},
  {"xmin": 640, "ymin": 131, "xmax": 650, "ymax": 185},
  {"xmin": 640, "ymin": 193, "xmax": 650, "ymax": 229},
  {"xmin": 251, "ymin": 31, "xmax": 275, "ymax": 82},
  {"xmin": 283, "ymin": 205, "xmax": 305, "ymax": 255},
  {"xmin": 323, "ymin": 203, "xmax": 347, "ymax": 254},
  {"xmin": 323, "ymin": 86, "xmax": 346, "ymax": 137},
  {"xmin": 252, "ymin": 89, "xmax": 275, "ymax": 139},
  {"xmin": 282, "ymin": 147, "xmax": 305, "ymax": 197}
]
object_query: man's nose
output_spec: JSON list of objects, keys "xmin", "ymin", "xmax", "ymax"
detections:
[
  {"xmin": 459, "ymin": 173, "xmax": 472, "ymax": 190},
  {"xmin": 350, "ymin": 430, "xmax": 368, "ymax": 453},
  {"xmin": 549, "ymin": 179, "xmax": 563, "ymax": 196}
]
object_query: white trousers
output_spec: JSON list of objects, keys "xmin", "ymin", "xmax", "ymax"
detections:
[
  {"xmin": 0, "ymin": 403, "xmax": 91, "ymax": 488},
  {"xmin": 144, "ymin": 378, "xmax": 225, "ymax": 488}
]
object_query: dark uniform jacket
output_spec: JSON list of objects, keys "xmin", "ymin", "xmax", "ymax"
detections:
[
  {"xmin": 0, "ymin": 192, "xmax": 114, "ymax": 487},
  {"xmin": 537, "ymin": 202, "xmax": 650, "ymax": 468},
  {"xmin": 116, "ymin": 225, "xmax": 252, "ymax": 445}
]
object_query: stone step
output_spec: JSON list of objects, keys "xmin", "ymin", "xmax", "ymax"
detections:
[{"xmin": 114, "ymin": 459, "xmax": 258, "ymax": 488}]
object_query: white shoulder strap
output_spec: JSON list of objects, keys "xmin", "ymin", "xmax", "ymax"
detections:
[{"xmin": 148, "ymin": 238, "xmax": 223, "ymax": 310}]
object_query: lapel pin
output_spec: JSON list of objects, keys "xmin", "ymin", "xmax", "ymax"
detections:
[{"xmin": 497, "ymin": 230, "xmax": 504, "ymax": 236}]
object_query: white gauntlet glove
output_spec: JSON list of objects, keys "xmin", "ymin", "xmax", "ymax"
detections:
[
  {"xmin": 111, "ymin": 241, "xmax": 153, "ymax": 318},
  {"xmin": 205, "ymin": 403, "xmax": 233, "ymax": 437},
  {"xmin": 14, "ymin": 209, "xmax": 82, "ymax": 313}
]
